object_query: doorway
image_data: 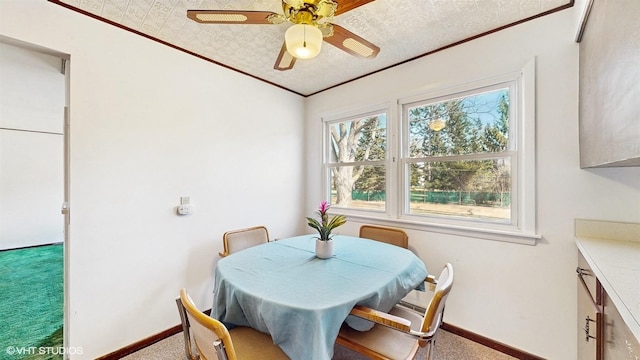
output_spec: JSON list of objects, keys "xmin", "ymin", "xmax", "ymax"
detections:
[{"xmin": 0, "ymin": 38, "xmax": 69, "ymax": 358}]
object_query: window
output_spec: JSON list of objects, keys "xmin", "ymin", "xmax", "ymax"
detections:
[
  {"xmin": 324, "ymin": 108, "xmax": 389, "ymax": 212},
  {"xmin": 402, "ymin": 85, "xmax": 514, "ymax": 224},
  {"xmin": 322, "ymin": 61, "xmax": 537, "ymax": 244}
]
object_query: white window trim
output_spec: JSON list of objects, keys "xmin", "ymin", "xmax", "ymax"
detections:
[
  {"xmin": 320, "ymin": 59, "xmax": 539, "ymax": 246},
  {"xmin": 322, "ymin": 102, "xmax": 395, "ymax": 218}
]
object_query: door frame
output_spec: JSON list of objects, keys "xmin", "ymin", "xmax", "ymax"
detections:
[{"xmin": 0, "ymin": 35, "xmax": 71, "ymax": 356}]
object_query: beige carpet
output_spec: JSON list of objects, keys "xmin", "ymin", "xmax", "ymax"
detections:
[{"xmin": 122, "ymin": 330, "xmax": 516, "ymax": 360}]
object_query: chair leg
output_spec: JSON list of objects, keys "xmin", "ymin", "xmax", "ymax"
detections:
[
  {"xmin": 425, "ymin": 332, "xmax": 440, "ymax": 360},
  {"xmin": 175, "ymin": 298, "xmax": 196, "ymax": 360},
  {"xmin": 422, "ymin": 341, "xmax": 432, "ymax": 360}
]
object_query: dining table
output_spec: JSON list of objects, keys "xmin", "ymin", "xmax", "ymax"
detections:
[{"xmin": 212, "ymin": 234, "xmax": 428, "ymax": 360}]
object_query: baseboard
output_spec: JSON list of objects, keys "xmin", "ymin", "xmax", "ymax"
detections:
[
  {"xmin": 98, "ymin": 315, "xmax": 543, "ymax": 360},
  {"xmin": 96, "ymin": 308, "xmax": 210, "ymax": 359},
  {"xmin": 0, "ymin": 242, "xmax": 64, "ymax": 252},
  {"xmin": 441, "ymin": 323, "xmax": 545, "ymax": 360},
  {"xmin": 95, "ymin": 324, "xmax": 183, "ymax": 360}
]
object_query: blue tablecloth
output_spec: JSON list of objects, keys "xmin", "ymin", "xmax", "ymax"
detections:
[{"xmin": 213, "ymin": 235, "xmax": 428, "ymax": 360}]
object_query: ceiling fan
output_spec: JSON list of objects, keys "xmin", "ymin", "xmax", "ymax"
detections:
[{"xmin": 187, "ymin": 0, "xmax": 380, "ymax": 71}]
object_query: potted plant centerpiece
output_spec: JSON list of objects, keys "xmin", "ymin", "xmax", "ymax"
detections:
[{"xmin": 306, "ymin": 201, "xmax": 346, "ymax": 259}]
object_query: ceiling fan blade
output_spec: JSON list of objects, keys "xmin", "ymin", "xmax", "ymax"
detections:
[
  {"xmin": 274, "ymin": 42, "xmax": 296, "ymax": 71},
  {"xmin": 334, "ymin": 0, "xmax": 375, "ymax": 16},
  {"xmin": 324, "ymin": 24, "xmax": 380, "ymax": 58},
  {"xmin": 187, "ymin": 10, "xmax": 279, "ymax": 24}
]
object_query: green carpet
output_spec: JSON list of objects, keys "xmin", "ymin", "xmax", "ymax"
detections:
[{"xmin": 0, "ymin": 244, "xmax": 63, "ymax": 360}]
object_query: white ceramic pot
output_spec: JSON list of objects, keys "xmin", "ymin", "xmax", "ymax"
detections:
[{"xmin": 315, "ymin": 239, "xmax": 334, "ymax": 259}]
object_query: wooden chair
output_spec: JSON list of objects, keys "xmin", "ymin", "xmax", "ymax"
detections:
[
  {"xmin": 359, "ymin": 225, "xmax": 409, "ymax": 249},
  {"xmin": 219, "ymin": 225, "xmax": 269, "ymax": 257},
  {"xmin": 176, "ymin": 288, "xmax": 288, "ymax": 360},
  {"xmin": 336, "ymin": 263, "xmax": 454, "ymax": 360}
]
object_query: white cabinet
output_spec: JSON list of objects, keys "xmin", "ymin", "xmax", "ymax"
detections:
[{"xmin": 578, "ymin": 0, "xmax": 640, "ymax": 167}]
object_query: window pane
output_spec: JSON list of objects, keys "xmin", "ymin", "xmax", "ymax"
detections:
[
  {"xmin": 408, "ymin": 88, "xmax": 509, "ymax": 158},
  {"xmin": 330, "ymin": 165, "xmax": 385, "ymax": 211},
  {"xmin": 408, "ymin": 158, "xmax": 511, "ymax": 221},
  {"xmin": 328, "ymin": 114, "xmax": 386, "ymax": 163}
]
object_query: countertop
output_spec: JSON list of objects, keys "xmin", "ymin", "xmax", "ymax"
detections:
[{"xmin": 575, "ymin": 219, "xmax": 640, "ymax": 342}]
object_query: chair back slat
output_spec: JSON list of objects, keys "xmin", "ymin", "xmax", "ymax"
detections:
[
  {"xmin": 187, "ymin": 310, "xmax": 223, "ymax": 360},
  {"xmin": 421, "ymin": 263, "xmax": 454, "ymax": 336},
  {"xmin": 222, "ymin": 226, "xmax": 269, "ymax": 256},
  {"xmin": 359, "ymin": 225, "xmax": 408, "ymax": 249},
  {"xmin": 179, "ymin": 289, "xmax": 238, "ymax": 360}
]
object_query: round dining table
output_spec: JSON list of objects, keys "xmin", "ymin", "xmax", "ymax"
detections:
[{"xmin": 212, "ymin": 234, "xmax": 428, "ymax": 360}]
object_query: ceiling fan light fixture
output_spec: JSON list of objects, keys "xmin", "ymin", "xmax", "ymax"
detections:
[
  {"xmin": 285, "ymin": 24, "xmax": 323, "ymax": 59},
  {"xmin": 429, "ymin": 118, "xmax": 446, "ymax": 132}
]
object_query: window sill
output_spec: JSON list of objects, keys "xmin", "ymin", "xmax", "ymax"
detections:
[{"xmin": 344, "ymin": 213, "xmax": 541, "ymax": 246}]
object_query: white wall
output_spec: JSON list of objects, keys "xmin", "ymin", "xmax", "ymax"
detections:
[
  {"xmin": 0, "ymin": 1, "xmax": 305, "ymax": 358},
  {"xmin": 304, "ymin": 4, "xmax": 640, "ymax": 360},
  {"xmin": 0, "ymin": 42, "xmax": 65, "ymax": 250},
  {"xmin": 3, "ymin": 1, "xmax": 640, "ymax": 359}
]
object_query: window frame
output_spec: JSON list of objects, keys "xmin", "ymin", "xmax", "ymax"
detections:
[
  {"xmin": 399, "ymin": 81, "xmax": 518, "ymax": 230},
  {"xmin": 320, "ymin": 59, "xmax": 538, "ymax": 245},
  {"xmin": 322, "ymin": 103, "xmax": 394, "ymax": 218}
]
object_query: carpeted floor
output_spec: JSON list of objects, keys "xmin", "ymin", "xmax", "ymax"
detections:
[
  {"xmin": 122, "ymin": 330, "xmax": 516, "ymax": 360},
  {"xmin": 0, "ymin": 244, "xmax": 64, "ymax": 360}
]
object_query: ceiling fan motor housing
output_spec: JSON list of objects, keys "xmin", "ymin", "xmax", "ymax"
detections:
[{"xmin": 283, "ymin": 0, "xmax": 337, "ymax": 25}]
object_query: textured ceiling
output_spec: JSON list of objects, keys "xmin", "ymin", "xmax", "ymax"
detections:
[{"xmin": 51, "ymin": 0, "xmax": 572, "ymax": 96}]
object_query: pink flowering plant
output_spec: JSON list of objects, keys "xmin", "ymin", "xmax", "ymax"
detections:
[{"xmin": 306, "ymin": 201, "xmax": 347, "ymax": 241}]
